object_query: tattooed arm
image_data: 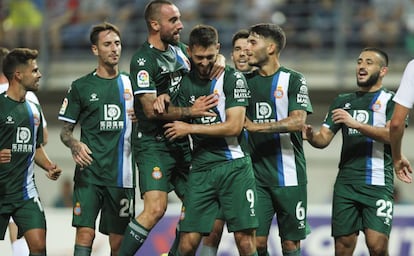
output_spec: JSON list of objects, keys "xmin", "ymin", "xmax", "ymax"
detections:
[{"xmin": 60, "ymin": 121, "xmax": 93, "ymax": 168}]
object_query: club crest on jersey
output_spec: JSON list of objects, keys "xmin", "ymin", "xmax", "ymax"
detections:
[
  {"xmin": 152, "ymin": 167, "xmax": 162, "ymax": 180},
  {"xmin": 274, "ymin": 86, "xmax": 284, "ymax": 99},
  {"xmin": 372, "ymin": 100, "xmax": 381, "ymax": 111},
  {"xmin": 124, "ymin": 89, "xmax": 132, "ymax": 101},
  {"xmin": 137, "ymin": 70, "xmax": 150, "ymax": 88},
  {"xmin": 74, "ymin": 202, "xmax": 82, "ymax": 216}
]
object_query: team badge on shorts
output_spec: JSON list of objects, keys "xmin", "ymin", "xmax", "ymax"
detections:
[
  {"xmin": 180, "ymin": 206, "xmax": 186, "ymax": 220},
  {"xmin": 74, "ymin": 202, "xmax": 82, "ymax": 216},
  {"xmin": 152, "ymin": 167, "xmax": 162, "ymax": 180}
]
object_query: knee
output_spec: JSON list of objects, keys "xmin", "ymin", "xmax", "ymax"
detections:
[
  {"xmin": 234, "ymin": 230, "xmax": 256, "ymax": 254},
  {"xmin": 256, "ymin": 236, "xmax": 268, "ymax": 253},
  {"xmin": 76, "ymin": 228, "xmax": 96, "ymax": 246},
  {"xmin": 367, "ymin": 243, "xmax": 388, "ymax": 256},
  {"xmin": 282, "ymin": 240, "xmax": 300, "ymax": 252},
  {"xmin": 145, "ymin": 203, "xmax": 167, "ymax": 221}
]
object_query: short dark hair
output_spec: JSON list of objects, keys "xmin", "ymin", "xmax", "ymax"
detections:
[
  {"xmin": 231, "ymin": 29, "xmax": 249, "ymax": 48},
  {"xmin": 3, "ymin": 48, "xmax": 38, "ymax": 81},
  {"xmin": 89, "ymin": 22, "xmax": 121, "ymax": 45},
  {"xmin": 0, "ymin": 47, "xmax": 10, "ymax": 75},
  {"xmin": 361, "ymin": 47, "xmax": 389, "ymax": 67},
  {"xmin": 144, "ymin": 0, "xmax": 173, "ymax": 27},
  {"xmin": 249, "ymin": 23, "xmax": 286, "ymax": 54},
  {"xmin": 188, "ymin": 25, "xmax": 218, "ymax": 49}
]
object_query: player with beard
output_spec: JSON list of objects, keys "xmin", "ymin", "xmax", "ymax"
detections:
[
  {"xmin": 119, "ymin": 1, "xmax": 224, "ymax": 255},
  {"xmin": 303, "ymin": 47, "xmax": 395, "ymax": 256}
]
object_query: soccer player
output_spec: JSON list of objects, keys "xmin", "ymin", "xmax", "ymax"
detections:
[
  {"xmin": 58, "ymin": 22, "xmax": 135, "ymax": 256},
  {"xmin": 162, "ymin": 24, "xmax": 258, "ymax": 256},
  {"xmin": 390, "ymin": 60, "xmax": 414, "ymax": 184},
  {"xmin": 0, "ymin": 46, "xmax": 49, "ymax": 256},
  {"xmin": 0, "ymin": 47, "xmax": 62, "ymax": 256},
  {"xmin": 303, "ymin": 47, "xmax": 395, "ymax": 255},
  {"xmin": 118, "ymin": 1, "xmax": 224, "ymax": 255},
  {"xmin": 200, "ymin": 28, "xmax": 256, "ymax": 256},
  {"xmin": 244, "ymin": 23, "xmax": 312, "ymax": 256}
]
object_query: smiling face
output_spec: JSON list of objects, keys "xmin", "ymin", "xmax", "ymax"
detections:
[
  {"xmin": 189, "ymin": 44, "xmax": 219, "ymax": 79},
  {"xmin": 246, "ymin": 32, "xmax": 271, "ymax": 68},
  {"xmin": 232, "ymin": 37, "xmax": 252, "ymax": 72},
  {"xmin": 356, "ymin": 50, "xmax": 387, "ymax": 88}
]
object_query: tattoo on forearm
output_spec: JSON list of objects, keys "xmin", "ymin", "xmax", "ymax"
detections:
[
  {"xmin": 60, "ymin": 122, "xmax": 77, "ymax": 149},
  {"xmin": 181, "ymin": 107, "xmax": 192, "ymax": 119}
]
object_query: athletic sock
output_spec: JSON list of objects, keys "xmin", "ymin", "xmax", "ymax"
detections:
[
  {"xmin": 74, "ymin": 244, "xmax": 92, "ymax": 256},
  {"xmin": 12, "ymin": 238, "xmax": 29, "ymax": 256},
  {"xmin": 168, "ymin": 223, "xmax": 182, "ymax": 256},
  {"xmin": 249, "ymin": 251, "xmax": 259, "ymax": 256},
  {"xmin": 283, "ymin": 248, "xmax": 300, "ymax": 256},
  {"xmin": 258, "ymin": 250, "xmax": 270, "ymax": 256},
  {"xmin": 118, "ymin": 218, "xmax": 149, "ymax": 256},
  {"xmin": 199, "ymin": 245, "xmax": 218, "ymax": 256},
  {"xmin": 29, "ymin": 253, "xmax": 46, "ymax": 256}
]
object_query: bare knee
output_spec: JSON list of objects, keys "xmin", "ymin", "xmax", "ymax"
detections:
[
  {"xmin": 256, "ymin": 235, "xmax": 268, "ymax": 253},
  {"xmin": 282, "ymin": 240, "xmax": 301, "ymax": 254},
  {"xmin": 234, "ymin": 229, "xmax": 256, "ymax": 255},
  {"xmin": 203, "ymin": 219, "xmax": 225, "ymax": 248},
  {"xmin": 75, "ymin": 227, "xmax": 95, "ymax": 247},
  {"xmin": 24, "ymin": 228, "xmax": 46, "ymax": 253},
  {"xmin": 138, "ymin": 191, "xmax": 168, "ymax": 228},
  {"xmin": 335, "ymin": 233, "xmax": 357, "ymax": 256},
  {"xmin": 179, "ymin": 232, "xmax": 202, "ymax": 256}
]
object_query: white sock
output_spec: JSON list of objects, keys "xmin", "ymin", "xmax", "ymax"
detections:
[{"xmin": 12, "ymin": 237, "xmax": 29, "ymax": 256}]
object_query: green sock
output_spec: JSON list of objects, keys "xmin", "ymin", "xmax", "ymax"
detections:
[
  {"xmin": 250, "ymin": 252, "xmax": 259, "ymax": 256},
  {"xmin": 258, "ymin": 249, "xmax": 269, "ymax": 256},
  {"xmin": 74, "ymin": 244, "xmax": 92, "ymax": 256},
  {"xmin": 199, "ymin": 245, "xmax": 218, "ymax": 256},
  {"xmin": 283, "ymin": 248, "xmax": 300, "ymax": 256},
  {"xmin": 119, "ymin": 218, "xmax": 149, "ymax": 256}
]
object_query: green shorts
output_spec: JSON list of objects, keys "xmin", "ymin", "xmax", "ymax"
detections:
[
  {"xmin": 133, "ymin": 132, "xmax": 191, "ymax": 198},
  {"xmin": 72, "ymin": 182, "xmax": 135, "ymax": 235},
  {"xmin": 256, "ymin": 184, "xmax": 310, "ymax": 240},
  {"xmin": 332, "ymin": 183, "xmax": 394, "ymax": 237},
  {"xmin": 0, "ymin": 197, "xmax": 46, "ymax": 239},
  {"xmin": 180, "ymin": 156, "xmax": 258, "ymax": 234}
]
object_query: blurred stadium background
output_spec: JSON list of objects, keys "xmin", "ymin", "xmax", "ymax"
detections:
[{"xmin": 2, "ymin": 0, "xmax": 414, "ymax": 255}]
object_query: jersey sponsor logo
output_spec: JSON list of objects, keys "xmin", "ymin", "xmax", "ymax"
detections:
[
  {"xmin": 255, "ymin": 102, "xmax": 272, "ymax": 119},
  {"xmin": 16, "ymin": 127, "xmax": 31, "ymax": 143},
  {"xmin": 274, "ymin": 86, "xmax": 284, "ymax": 99},
  {"xmin": 169, "ymin": 71, "xmax": 183, "ymax": 94},
  {"xmin": 297, "ymin": 93, "xmax": 309, "ymax": 106},
  {"xmin": 73, "ymin": 202, "xmax": 82, "ymax": 216},
  {"xmin": 348, "ymin": 110, "xmax": 369, "ymax": 135},
  {"xmin": 137, "ymin": 70, "xmax": 150, "ymax": 88},
  {"xmin": 234, "ymin": 79, "xmax": 249, "ymax": 100},
  {"xmin": 59, "ymin": 98, "xmax": 68, "ymax": 115},
  {"xmin": 12, "ymin": 127, "xmax": 34, "ymax": 153},
  {"xmin": 101, "ymin": 104, "xmax": 123, "ymax": 131},
  {"xmin": 152, "ymin": 167, "xmax": 162, "ymax": 180}
]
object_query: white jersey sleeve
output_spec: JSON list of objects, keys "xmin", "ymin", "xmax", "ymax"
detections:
[{"xmin": 394, "ymin": 59, "xmax": 414, "ymax": 109}]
